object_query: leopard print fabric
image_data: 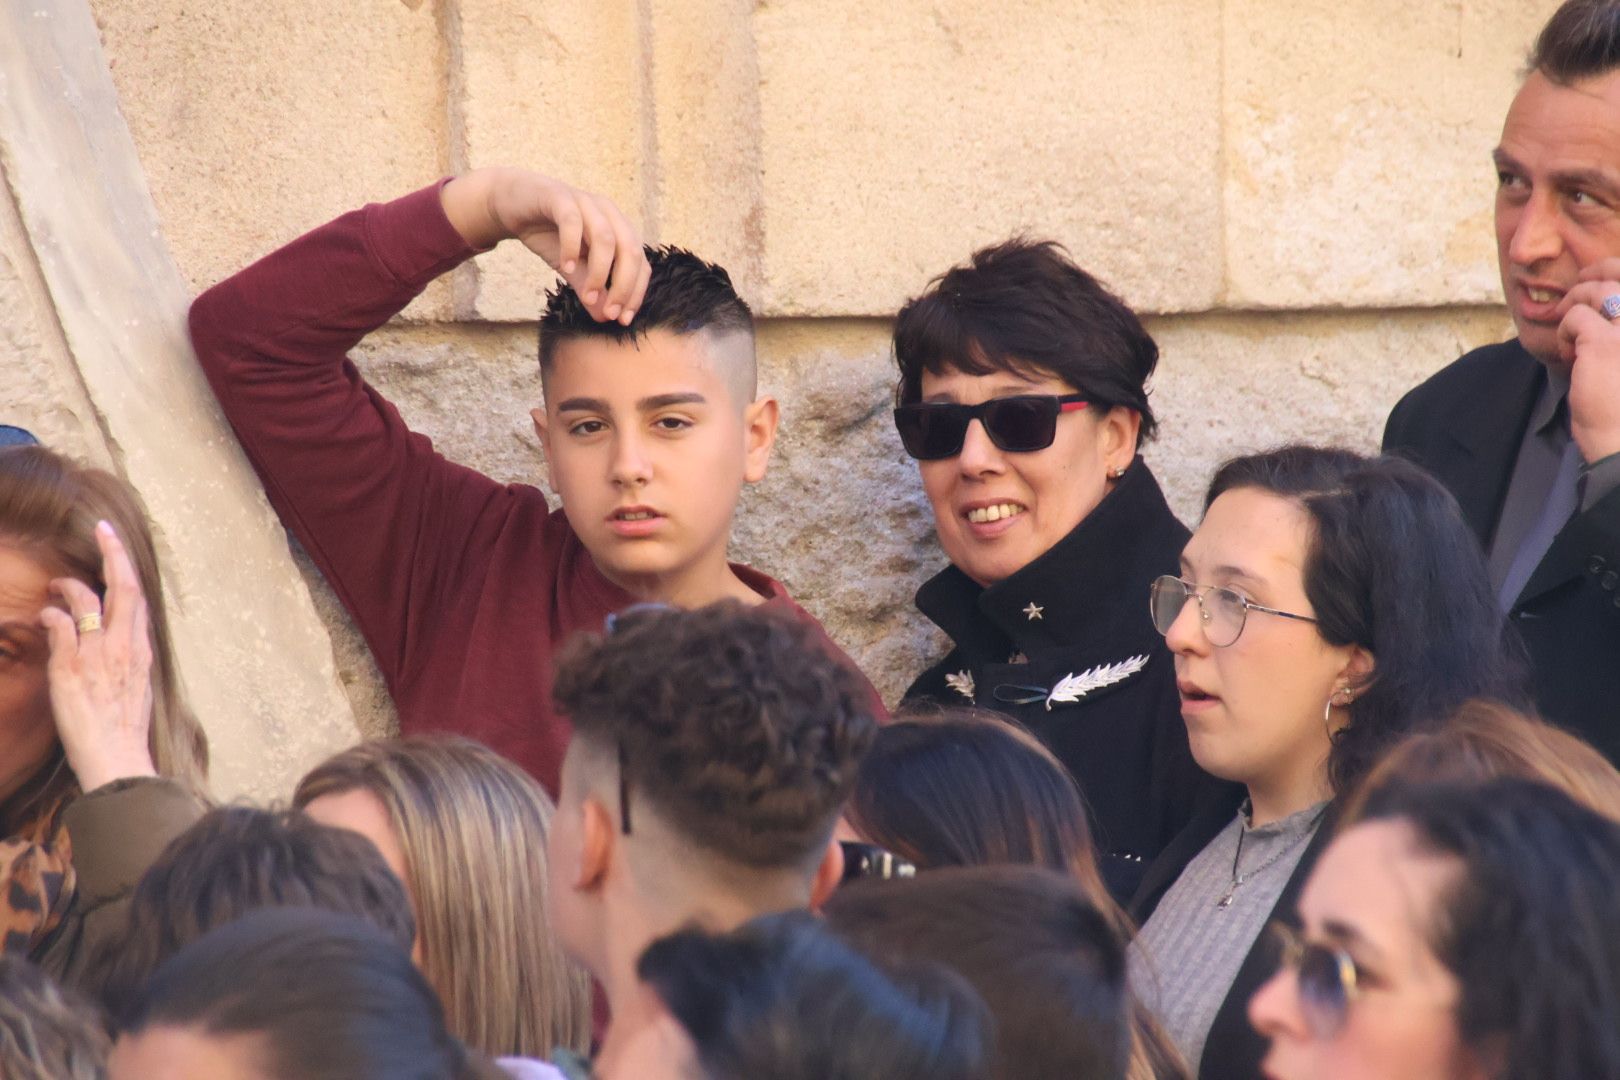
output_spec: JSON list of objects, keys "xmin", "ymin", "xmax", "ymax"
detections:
[{"xmin": 0, "ymin": 779, "xmax": 77, "ymax": 957}]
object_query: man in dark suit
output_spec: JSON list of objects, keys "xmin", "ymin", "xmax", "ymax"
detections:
[{"xmin": 1384, "ymin": 0, "xmax": 1620, "ymax": 761}]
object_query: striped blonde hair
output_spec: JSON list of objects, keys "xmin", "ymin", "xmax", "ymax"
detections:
[{"xmin": 294, "ymin": 736, "xmax": 592, "ymax": 1058}]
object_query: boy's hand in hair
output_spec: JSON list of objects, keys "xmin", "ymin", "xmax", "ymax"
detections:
[{"xmin": 441, "ymin": 166, "xmax": 650, "ymax": 327}]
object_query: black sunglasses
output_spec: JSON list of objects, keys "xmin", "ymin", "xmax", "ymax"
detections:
[
  {"xmin": 1270, "ymin": 922, "xmax": 1361, "ymax": 1038},
  {"xmin": 893, "ymin": 394, "xmax": 1090, "ymax": 460}
]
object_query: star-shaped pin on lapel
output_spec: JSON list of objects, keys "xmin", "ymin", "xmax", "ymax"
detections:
[{"xmin": 1022, "ymin": 602, "xmax": 1044, "ymax": 621}]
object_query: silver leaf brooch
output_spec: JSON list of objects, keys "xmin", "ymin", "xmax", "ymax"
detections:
[{"xmin": 991, "ymin": 654, "xmax": 1151, "ymax": 711}]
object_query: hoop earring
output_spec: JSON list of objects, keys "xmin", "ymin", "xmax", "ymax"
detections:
[{"xmin": 1323, "ymin": 686, "xmax": 1352, "ymax": 733}]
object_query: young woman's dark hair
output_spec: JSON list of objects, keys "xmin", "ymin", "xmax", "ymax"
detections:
[
  {"xmin": 826, "ymin": 866, "xmax": 1164, "ymax": 1080},
  {"xmin": 1356, "ymin": 778, "xmax": 1620, "ymax": 1080},
  {"xmin": 845, "ymin": 706, "xmax": 1119, "ymax": 924},
  {"xmin": 1205, "ymin": 446, "xmax": 1530, "ymax": 795},
  {"xmin": 892, "ymin": 238, "xmax": 1159, "ymax": 442},
  {"xmin": 113, "ymin": 907, "xmax": 504, "ymax": 1080},
  {"xmin": 85, "ymin": 807, "xmax": 417, "ymax": 1018},
  {"xmin": 636, "ymin": 911, "xmax": 990, "ymax": 1080}
]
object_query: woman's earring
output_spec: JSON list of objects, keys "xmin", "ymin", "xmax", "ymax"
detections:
[
  {"xmin": 1323, "ymin": 686, "xmax": 1352, "ymax": 730},
  {"xmin": 1107, "ymin": 465, "xmax": 1126, "ymax": 479}
]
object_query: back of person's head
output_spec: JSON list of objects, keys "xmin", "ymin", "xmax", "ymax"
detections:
[
  {"xmin": 635, "ymin": 911, "xmax": 989, "ymax": 1080},
  {"xmin": 846, "ymin": 705, "xmax": 1116, "ymax": 919},
  {"xmin": 0, "ymin": 445, "xmax": 207, "ymax": 789},
  {"xmin": 293, "ymin": 736, "xmax": 592, "ymax": 1058},
  {"xmin": 111, "ymin": 907, "xmax": 503, "ymax": 1080},
  {"xmin": 826, "ymin": 865, "xmax": 1136, "ymax": 1080},
  {"xmin": 538, "ymin": 245, "xmax": 754, "ymax": 381},
  {"xmin": 1346, "ymin": 699, "xmax": 1620, "ymax": 825},
  {"xmin": 1356, "ymin": 778, "xmax": 1620, "ymax": 1080},
  {"xmin": 85, "ymin": 806, "xmax": 415, "ymax": 1018},
  {"xmin": 0, "ymin": 956, "xmax": 108, "ymax": 1080},
  {"xmin": 1205, "ymin": 446, "xmax": 1529, "ymax": 797},
  {"xmin": 1529, "ymin": 0, "xmax": 1620, "ymax": 84},
  {"xmin": 552, "ymin": 601, "xmax": 877, "ymax": 875},
  {"xmin": 892, "ymin": 237, "xmax": 1158, "ymax": 443}
]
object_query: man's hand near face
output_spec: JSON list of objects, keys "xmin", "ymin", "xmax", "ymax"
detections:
[
  {"xmin": 1555, "ymin": 258, "xmax": 1620, "ymax": 464},
  {"xmin": 441, "ymin": 167, "xmax": 652, "ymax": 327}
]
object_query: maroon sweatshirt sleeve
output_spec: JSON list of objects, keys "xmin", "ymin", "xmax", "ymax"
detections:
[{"xmin": 188, "ymin": 183, "xmax": 542, "ymax": 695}]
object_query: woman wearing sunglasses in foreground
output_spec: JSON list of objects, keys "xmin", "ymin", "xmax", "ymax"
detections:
[
  {"xmin": 890, "ymin": 239, "xmax": 1232, "ymax": 903},
  {"xmin": 1127, "ymin": 446, "xmax": 1527, "ymax": 1080},
  {"xmin": 1250, "ymin": 778, "xmax": 1620, "ymax": 1080}
]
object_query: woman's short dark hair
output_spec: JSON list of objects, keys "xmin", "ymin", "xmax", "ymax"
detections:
[
  {"xmin": 1205, "ymin": 446, "xmax": 1529, "ymax": 795},
  {"xmin": 825, "ymin": 866, "xmax": 1135, "ymax": 1080},
  {"xmin": 85, "ymin": 807, "xmax": 416, "ymax": 1018},
  {"xmin": 1357, "ymin": 778, "xmax": 1620, "ymax": 1080},
  {"xmin": 637, "ymin": 911, "xmax": 990, "ymax": 1080},
  {"xmin": 892, "ymin": 238, "xmax": 1159, "ymax": 443},
  {"xmin": 845, "ymin": 706, "xmax": 1118, "ymax": 924},
  {"xmin": 116, "ymin": 907, "xmax": 501, "ymax": 1080}
]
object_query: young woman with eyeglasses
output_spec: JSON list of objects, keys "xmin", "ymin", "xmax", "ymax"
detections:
[
  {"xmin": 1250, "ymin": 778, "xmax": 1620, "ymax": 1080},
  {"xmin": 1126, "ymin": 446, "xmax": 1528, "ymax": 1080},
  {"xmin": 890, "ymin": 239, "xmax": 1234, "ymax": 903}
]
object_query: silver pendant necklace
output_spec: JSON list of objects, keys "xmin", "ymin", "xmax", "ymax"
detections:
[{"xmin": 1216, "ymin": 805, "xmax": 1327, "ymax": 910}]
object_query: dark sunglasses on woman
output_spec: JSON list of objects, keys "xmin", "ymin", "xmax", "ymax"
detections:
[
  {"xmin": 893, "ymin": 394, "xmax": 1090, "ymax": 460},
  {"xmin": 1269, "ymin": 921, "xmax": 1360, "ymax": 1038}
]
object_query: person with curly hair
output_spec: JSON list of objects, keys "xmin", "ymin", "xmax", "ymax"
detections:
[
  {"xmin": 1127, "ymin": 446, "xmax": 1528, "ymax": 1080},
  {"xmin": 546, "ymin": 600, "xmax": 878, "ymax": 1072}
]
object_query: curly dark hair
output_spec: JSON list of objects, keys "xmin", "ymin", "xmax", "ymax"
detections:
[
  {"xmin": 538, "ymin": 245, "xmax": 753, "ymax": 372},
  {"xmin": 1205, "ymin": 446, "xmax": 1530, "ymax": 797},
  {"xmin": 892, "ymin": 237, "xmax": 1159, "ymax": 444},
  {"xmin": 1357, "ymin": 778, "xmax": 1620, "ymax": 1080},
  {"xmin": 552, "ymin": 601, "xmax": 878, "ymax": 869},
  {"xmin": 1529, "ymin": 0, "xmax": 1620, "ymax": 83},
  {"xmin": 84, "ymin": 807, "xmax": 416, "ymax": 1019}
]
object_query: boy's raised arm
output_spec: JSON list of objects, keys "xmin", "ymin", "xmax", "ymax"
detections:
[{"xmin": 187, "ymin": 169, "xmax": 647, "ymax": 691}]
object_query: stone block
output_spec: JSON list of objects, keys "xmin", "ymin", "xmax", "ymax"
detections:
[
  {"xmin": 1223, "ymin": 0, "xmax": 1566, "ymax": 309},
  {"xmin": 91, "ymin": 0, "xmax": 451, "ymax": 318},
  {"xmin": 753, "ymin": 0, "xmax": 1225, "ymax": 318},
  {"xmin": 456, "ymin": 0, "xmax": 647, "ymax": 321},
  {"xmin": 1144, "ymin": 307, "xmax": 1515, "ymax": 521}
]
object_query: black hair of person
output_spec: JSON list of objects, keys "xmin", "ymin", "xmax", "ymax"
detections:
[
  {"xmin": 1529, "ymin": 0, "xmax": 1620, "ymax": 83},
  {"xmin": 1205, "ymin": 446, "xmax": 1531, "ymax": 796},
  {"xmin": 637, "ymin": 910, "xmax": 991, "ymax": 1080},
  {"xmin": 116, "ymin": 907, "xmax": 503, "ymax": 1080},
  {"xmin": 538, "ymin": 246, "xmax": 753, "ymax": 372},
  {"xmin": 1356, "ymin": 778, "xmax": 1620, "ymax": 1080},
  {"xmin": 891, "ymin": 237, "xmax": 1158, "ymax": 444}
]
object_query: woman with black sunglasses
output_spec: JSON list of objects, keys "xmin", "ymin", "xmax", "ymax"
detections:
[
  {"xmin": 1251, "ymin": 778, "xmax": 1620, "ymax": 1080},
  {"xmin": 891, "ymin": 238, "xmax": 1233, "ymax": 904},
  {"xmin": 1127, "ymin": 446, "xmax": 1528, "ymax": 1080}
]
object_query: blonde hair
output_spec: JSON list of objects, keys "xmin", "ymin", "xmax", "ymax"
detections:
[
  {"xmin": 1344, "ymin": 699, "xmax": 1620, "ymax": 825},
  {"xmin": 0, "ymin": 446, "xmax": 207, "ymax": 792},
  {"xmin": 294, "ymin": 736, "xmax": 592, "ymax": 1058}
]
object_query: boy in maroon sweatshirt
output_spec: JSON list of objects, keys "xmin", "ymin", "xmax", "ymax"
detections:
[{"xmin": 189, "ymin": 167, "xmax": 882, "ymax": 794}]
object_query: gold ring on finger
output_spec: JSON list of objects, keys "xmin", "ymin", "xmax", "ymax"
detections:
[{"xmin": 76, "ymin": 613, "xmax": 103, "ymax": 634}]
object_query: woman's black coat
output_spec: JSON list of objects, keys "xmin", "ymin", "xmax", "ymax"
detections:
[{"xmin": 905, "ymin": 458, "xmax": 1239, "ymax": 901}]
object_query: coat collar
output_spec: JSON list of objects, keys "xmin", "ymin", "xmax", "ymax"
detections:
[
  {"xmin": 915, "ymin": 457, "xmax": 1188, "ymax": 658},
  {"xmin": 1435, "ymin": 340, "xmax": 1545, "ymax": 544}
]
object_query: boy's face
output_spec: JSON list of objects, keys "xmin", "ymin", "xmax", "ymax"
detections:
[{"xmin": 534, "ymin": 329, "xmax": 775, "ymax": 600}]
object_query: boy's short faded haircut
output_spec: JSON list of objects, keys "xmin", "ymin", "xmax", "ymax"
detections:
[
  {"xmin": 552, "ymin": 601, "xmax": 877, "ymax": 869},
  {"xmin": 538, "ymin": 246, "xmax": 754, "ymax": 373}
]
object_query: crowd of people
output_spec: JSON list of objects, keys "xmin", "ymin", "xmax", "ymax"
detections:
[{"xmin": 5, "ymin": 1, "xmax": 1620, "ymax": 1077}]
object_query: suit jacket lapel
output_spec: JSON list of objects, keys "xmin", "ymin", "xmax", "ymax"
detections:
[{"xmin": 1438, "ymin": 352, "xmax": 1543, "ymax": 546}]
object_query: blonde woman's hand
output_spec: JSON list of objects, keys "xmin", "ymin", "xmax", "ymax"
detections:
[{"xmin": 39, "ymin": 521, "xmax": 157, "ymax": 793}]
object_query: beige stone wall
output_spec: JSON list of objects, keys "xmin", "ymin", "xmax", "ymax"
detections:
[{"xmin": 1, "ymin": 1, "xmax": 1562, "ymax": 794}]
